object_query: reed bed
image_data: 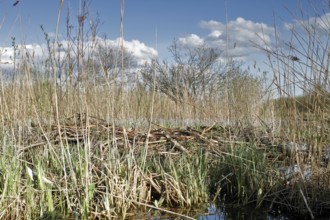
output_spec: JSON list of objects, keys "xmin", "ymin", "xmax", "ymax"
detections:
[
  {"xmin": 0, "ymin": 0, "xmax": 330, "ymax": 219},
  {"xmin": 1, "ymin": 99, "xmax": 330, "ymax": 219}
]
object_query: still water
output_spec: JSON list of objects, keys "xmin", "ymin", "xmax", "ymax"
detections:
[
  {"xmin": 139, "ymin": 204, "xmax": 293, "ymax": 220},
  {"xmin": 196, "ymin": 204, "xmax": 291, "ymax": 220}
]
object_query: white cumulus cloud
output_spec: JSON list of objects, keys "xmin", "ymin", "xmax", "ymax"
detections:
[
  {"xmin": 284, "ymin": 12, "xmax": 330, "ymax": 35},
  {"xmin": 0, "ymin": 43, "xmax": 46, "ymax": 66},
  {"xmin": 0, "ymin": 37, "xmax": 157, "ymax": 68},
  {"xmin": 178, "ymin": 34, "xmax": 204, "ymax": 47},
  {"xmin": 90, "ymin": 37, "xmax": 158, "ymax": 65},
  {"xmin": 178, "ymin": 18, "xmax": 275, "ymax": 61},
  {"xmin": 208, "ymin": 30, "xmax": 222, "ymax": 38},
  {"xmin": 120, "ymin": 39, "xmax": 158, "ymax": 65}
]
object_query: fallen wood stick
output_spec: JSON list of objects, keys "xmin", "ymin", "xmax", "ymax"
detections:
[
  {"xmin": 163, "ymin": 133, "xmax": 190, "ymax": 154},
  {"xmin": 16, "ymin": 142, "xmax": 46, "ymax": 156},
  {"xmin": 201, "ymin": 122, "xmax": 216, "ymax": 136}
]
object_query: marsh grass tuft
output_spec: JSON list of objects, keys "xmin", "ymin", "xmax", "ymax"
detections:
[{"xmin": 209, "ymin": 143, "xmax": 276, "ymax": 205}]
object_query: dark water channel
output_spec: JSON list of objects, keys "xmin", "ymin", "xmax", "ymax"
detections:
[
  {"xmin": 141, "ymin": 204, "xmax": 303, "ymax": 220},
  {"xmin": 196, "ymin": 204, "xmax": 291, "ymax": 220},
  {"xmin": 51, "ymin": 204, "xmax": 311, "ymax": 219}
]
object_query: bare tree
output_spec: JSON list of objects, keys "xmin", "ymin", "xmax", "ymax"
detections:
[
  {"xmin": 141, "ymin": 40, "xmax": 222, "ymax": 103},
  {"xmin": 95, "ymin": 40, "xmax": 136, "ymax": 80}
]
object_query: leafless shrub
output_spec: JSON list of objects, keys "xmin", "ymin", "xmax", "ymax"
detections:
[
  {"xmin": 94, "ymin": 38, "xmax": 137, "ymax": 81},
  {"xmin": 141, "ymin": 40, "xmax": 223, "ymax": 104}
]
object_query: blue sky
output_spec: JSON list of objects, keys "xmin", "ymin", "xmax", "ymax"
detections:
[
  {"xmin": 0, "ymin": 0, "xmax": 328, "ymax": 64},
  {"xmin": 0, "ymin": 1, "xmax": 317, "ymax": 42}
]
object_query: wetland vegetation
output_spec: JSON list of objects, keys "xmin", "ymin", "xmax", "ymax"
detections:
[{"xmin": 0, "ymin": 1, "xmax": 330, "ymax": 219}]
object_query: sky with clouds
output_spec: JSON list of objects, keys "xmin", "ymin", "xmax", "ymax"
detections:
[{"xmin": 0, "ymin": 0, "xmax": 328, "ymax": 68}]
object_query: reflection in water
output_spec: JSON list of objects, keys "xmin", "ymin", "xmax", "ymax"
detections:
[
  {"xmin": 43, "ymin": 204, "xmax": 292, "ymax": 219},
  {"xmin": 197, "ymin": 204, "xmax": 291, "ymax": 220},
  {"xmin": 140, "ymin": 203, "xmax": 292, "ymax": 220}
]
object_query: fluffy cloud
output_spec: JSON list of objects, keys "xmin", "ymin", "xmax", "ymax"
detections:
[
  {"xmin": 208, "ymin": 30, "xmax": 222, "ymax": 38},
  {"xmin": 114, "ymin": 38, "xmax": 158, "ymax": 65},
  {"xmin": 178, "ymin": 17, "xmax": 275, "ymax": 61},
  {"xmin": 93, "ymin": 37, "xmax": 157, "ymax": 65},
  {"xmin": 0, "ymin": 37, "xmax": 157, "ymax": 68},
  {"xmin": 0, "ymin": 44, "xmax": 45, "ymax": 66},
  {"xmin": 284, "ymin": 13, "xmax": 330, "ymax": 35},
  {"xmin": 0, "ymin": 48, "xmax": 15, "ymax": 65},
  {"xmin": 178, "ymin": 34, "xmax": 204, "ymax": 47}
]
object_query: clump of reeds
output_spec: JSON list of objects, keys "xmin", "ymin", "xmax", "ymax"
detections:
[
  {"xmin": 209, "ymin": 143, "xmax": 275, "ymax": 206},
  {"xmin": 255, "ymin": 1, "xmax": 330, "ymax": 218}
]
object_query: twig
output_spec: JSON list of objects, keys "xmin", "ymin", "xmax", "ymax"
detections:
[
  {"xmin": 164, "ymin": 133, "xmax": 190, "ymax": 154},
  {"xmin": 201, "ymin": 122, "xmax": 216, "ymax": 136},
  {"xmin": 16, "ymin": 142, "xmax": 46, "ymax": 156},
  {"xmin": 299, "ymin": 188, "xmax": 314, "ymax": 219},
  {"xmin": 170, "ymin": 139, "xmax": 190, "ymax": 154}
]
